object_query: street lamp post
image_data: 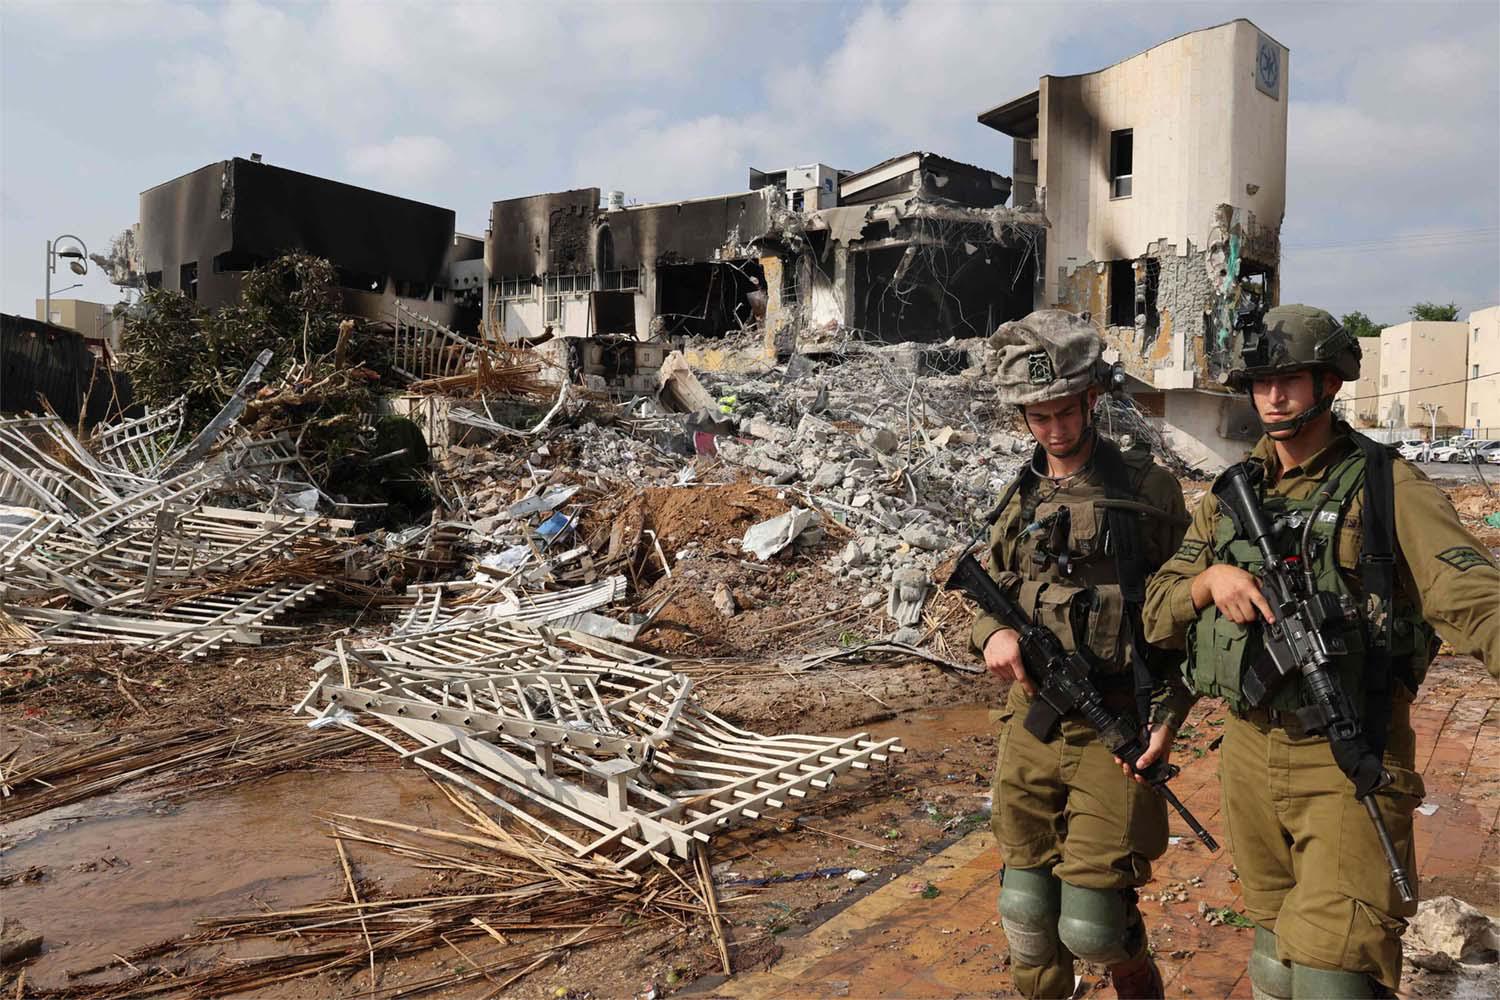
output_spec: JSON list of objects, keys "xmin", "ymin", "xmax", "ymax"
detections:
[
  {"xmin": 1420, "ymin": 401, "xmax": 1442, "ymax": 458},
  {"xmin": 45, "ymin": 234, "xmax": 89, "ymax": 325}
]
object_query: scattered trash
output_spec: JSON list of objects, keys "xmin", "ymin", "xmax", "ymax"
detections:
[
  {"xmin": 742, "ymin": 508, "xmax": 821, "ymax": 561},
  {"xmin": 1417, "ymin": 801, "xmax": 1441, "ymax": 816}
]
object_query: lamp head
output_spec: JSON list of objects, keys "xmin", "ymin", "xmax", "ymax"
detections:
[{"xmin": 69, "ymin": 260, "xmax": 87, "ymax": 275}]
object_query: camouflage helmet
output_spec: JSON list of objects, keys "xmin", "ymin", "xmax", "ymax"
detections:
[
  {"xmin": 988, "ymin": 309, "xmax": 1108, "ymax": 406},
  {"xmin": 1227, "ymin": 304, "xmax": 1361, "ymax": 390}
]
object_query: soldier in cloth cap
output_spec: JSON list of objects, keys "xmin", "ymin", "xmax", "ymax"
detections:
[
  {"xmin": 973, "ymin": 309, "xmax": 1195, "ymax": 999},
  {"xmin": 1142, "ymin": 304, "xmax": 1499, "ymax": 998}
]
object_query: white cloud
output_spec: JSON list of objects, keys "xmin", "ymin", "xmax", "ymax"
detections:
[
  {"xmin": 2, "ymin": 1, "xmax": 1495, "ymax": 323},
  {"xmin": 571, "ymin": 2, "xmax": 1073, "ymax": 201},
  {"xmin": 346, "ymin": 135, "xmax": 453, "ymax": 187}
]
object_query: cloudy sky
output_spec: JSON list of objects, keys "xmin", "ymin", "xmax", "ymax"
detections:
[{"xmin": 3, "ymin": 0, "xmax": 1496, "ymax": 325}]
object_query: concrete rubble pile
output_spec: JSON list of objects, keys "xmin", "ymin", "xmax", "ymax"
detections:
[{"xmin": 428, "ymin": 330, "xmax": 1174, "ymax": 654}]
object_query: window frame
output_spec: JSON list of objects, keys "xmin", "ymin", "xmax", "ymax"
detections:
[{"xmin": 1109, "ymin": 128, "xmax": 1134, "ymax": 200}]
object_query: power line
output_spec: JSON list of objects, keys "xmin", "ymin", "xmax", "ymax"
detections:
[
  {"xmin": 1345, "ymin": 368, "xmax": 1499, "ymax": 403},
  {"xmin": 1283, "ymin": 226, "xmax": 1498, "ymax": 250},
  {"xmin": 1283, "ymin": 228, "xmax": 1500, "ymax": 255}
]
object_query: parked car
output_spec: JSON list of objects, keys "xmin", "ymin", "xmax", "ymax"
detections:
[
  {"xmin": 1395, "ymin": 439, "xmax": 1429, "ymax": 461},
  {"xmin": 1428, "ymin": 439, "xmax": 1471, "ymax": 463},
  {"xmin": 1461, "ymin": 439, "xmax": 1500, "ymax": 464}
]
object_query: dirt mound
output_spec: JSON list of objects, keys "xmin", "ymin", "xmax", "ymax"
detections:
[
  {"xmin": 1445, "ymin": 484, "xmax": 1500, "ymax": 547},
  {"xmin": 640, "ymin": 482, "xmax": 792, "ymax": 553}
]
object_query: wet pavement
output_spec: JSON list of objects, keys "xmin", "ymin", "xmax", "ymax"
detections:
[
  {"xmin": 2, "ymin": 768, "xmax": 444, "ymax": 991},
  {"xmin": 705, "ymin": 657, "xmax": 1498, "ymax": 998}
]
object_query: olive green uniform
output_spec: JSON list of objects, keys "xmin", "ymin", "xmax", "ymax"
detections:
[
  {"xmin": 972, "ymin": 441, "xmax": 1192, "ymax": 997},
  {"xmin": 1142, "ymin": 429, "xmax": 1499, "ymax": 991}
]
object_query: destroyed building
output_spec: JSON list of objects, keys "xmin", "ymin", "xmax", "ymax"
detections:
[
  {"xmin": 485, "ymin": 151, "xmax": 1042, "ymax": 358},
  {"xmin": 106, "ymin": 20, "xmax": 1290, "ymax": 471},
  {"xmin": 981, "ymin": 18, "xmax": 1289, "ymax": 468},
  {"xmin": 133, "ymin": 156, "xmax": 485, "ymax": 331}
]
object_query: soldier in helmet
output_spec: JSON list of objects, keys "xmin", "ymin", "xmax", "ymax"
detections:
[
  {"xmin": 1142, "ymin": 305, "xmax": 1499, "ymax": 998},
  {"xmin": 973, "ymin": 309, "xmax": 1193, "ymax": 999}
]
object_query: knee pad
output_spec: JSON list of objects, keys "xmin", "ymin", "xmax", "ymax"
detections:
[
  {"xmin": 1291, "ymin": 964, "xmax": 1384, "ymax": 999},
  {"xmin": 999, "ymin": 866, "xmax": 1063, "ymax": 968},
  {"xmin": 1248, "ymin": 927, "xmax": 1292, "ymax": 1000},
  {"xmin": 1056, "ymin": 883, "xmax": 1134, "ymax": 965}
]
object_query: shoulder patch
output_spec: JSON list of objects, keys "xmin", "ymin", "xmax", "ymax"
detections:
[
  {"xmin": 1173, "ymin": 539, "xmax": 1207, "ymax": 563},
  {"xmin": 1436, "ymin": 545, "xmax": 1492, "ymax": 573}
]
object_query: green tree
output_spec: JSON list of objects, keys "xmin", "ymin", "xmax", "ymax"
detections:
[
  {"xmin": 1409, "ymin": 301, "xmax": 1460, "ymax": 322},
  {"xmin": 1340, "ymin": 311, "xmax": 1383, "ymax": 338},
  {"xmin": 121, "ymin": 253, "xmax": 347, "ymax": 427}
]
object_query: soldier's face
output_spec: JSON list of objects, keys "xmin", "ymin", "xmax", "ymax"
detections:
[
  {"xmin": 1023, "ymin": 391, "xmax": 1093, "ymax": 456},
  {"xmin": 1251, "ymin": 371, "xmax": 1339, "ymax": 437}
]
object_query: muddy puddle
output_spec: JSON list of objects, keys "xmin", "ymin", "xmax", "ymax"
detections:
[{"xmin": 2, "ymin": 767, "xmax": 450, "ymax": 991}]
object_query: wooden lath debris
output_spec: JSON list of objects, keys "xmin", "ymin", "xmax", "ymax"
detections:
[
  {"xmin": 298, "ymin": 616, "xmax": 903, "ymax": 869},
  {"xmin": 0, "ymin": 413, "xmax": 356, "ymax": 659},
  {"xmin": 392, "ymin": 301, "xmax": 555, "ymax": 397}
]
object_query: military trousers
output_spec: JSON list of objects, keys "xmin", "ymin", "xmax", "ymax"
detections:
[
  {"xmin": 1220, "ymin": 696, "xmax": 1423, "ymax": 991},
  {"xmin": 991, "ymin": 683, "xmax": 1169, "ymax": 888}
]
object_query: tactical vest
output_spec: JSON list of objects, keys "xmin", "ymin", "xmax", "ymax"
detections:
[
  {"xmin": 992, "ymin": 439, "xmax": 1162, "ymax": 715},
  {"xmin": 1187, "ymin": 446, "xmax": 1435, "ymax": 718}
]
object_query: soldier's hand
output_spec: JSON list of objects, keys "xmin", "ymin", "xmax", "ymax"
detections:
[
  {"xmin": 983, "ymin": 628, "xmax": 1035, "ymax": 696},
  {"xmin": 1191, "ymin": 564, "xmax": 1276, "ymax": 625},
  {"xmin": 1117, "ymin": 723, "xmax": 1174, "ymax": 784}
]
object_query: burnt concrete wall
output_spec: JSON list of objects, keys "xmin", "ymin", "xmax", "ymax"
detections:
[
  {"xmin": 605, "ymin": 190, "xmax": 774, "ymax": 269},
  {"xmin": 228, "ymin": 159, "xmax": 453, "ymax": 285},
  {"xmin": 139, "ymin": 158, "xmax": 456, "ymax": 314},
  {"xmin": 139, "ymin": 162, "xmax": 236, "ymax": 306},
  {"xmin": 487, "ymin": 188, "xmax": 600, "ymax": 277},
  {"xmin": 843, "ymin": 156, "xmax": 1011, "ymax": 208}
]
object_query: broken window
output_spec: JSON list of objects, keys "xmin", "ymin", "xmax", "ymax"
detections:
[
  {"xmin": 180, "ymin": 261, "xmax": 198, "ymax": 301},
  {"xmin": 498, "ymin": 275, "xmax": 533, "ymax": 299},
  {"xmin": 544, "ymin": 272, "xmax": 593, "ymax": 296},
  {"xmin": 212, "ymin": 250, "xmax": 264, "ymax": 273},
  {"xmin": 792, "ymin": 190, "xmax": 805, "ymax": 212},
  {"xmin": 1109, "ymin": 259, "xmax": 1136, "ymax": 327},
  {"xmin": 1110, "ymin": 129, "xmax": 1133, "ymax": 199},
  {"xmin": 544, "ymin": 293, "xmax": 563, "ymax": 326},
  {"xmin": 145, "ymin": 270, "xmax": 162, "ymax": 290},
  {"xmin": 655, "ymin": 260, "xmax": 765, "ymax": 338},
  {"xmin": 780, "ymin": 258, "xmax": 800, "ymax": 305},
  {"xmin": 337, "ymin": 268, "xmax": 385, "ymax": 293},
  {"xmin": 1143, "ymin": 258, "xmax": 1160, "ymax": 331},
  {"xmin": 395, "ymin": 280, "xmax": 432, "ymax": 300},
  {"xmin": 601, "ymin": 268, "xmax": 641, "ymax": 291}
]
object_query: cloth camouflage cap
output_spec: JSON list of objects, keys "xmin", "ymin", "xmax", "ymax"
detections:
[
  {"xmin": 988, "ymin": 309, "xmax": 1106, "ymax": 406},
  {"xmin": 1228, "ymin": 304, "xmax": 1362, "ymax": 390}
]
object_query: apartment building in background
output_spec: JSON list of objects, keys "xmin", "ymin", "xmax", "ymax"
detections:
[
  {"xmin": 1376, "ymin": 320, "xmax": 1469, "ymax": 434},
  {"xmin": 1466, "ymin": 305, "xmax": 1500, "ymax": 436},
  {"xmin": 33, "ymin": 298, "xmax": 124, "ymax": 355}
]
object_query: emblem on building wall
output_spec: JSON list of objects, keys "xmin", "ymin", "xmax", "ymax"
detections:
[{"xmin": 1256, "ymin": 33, "xmax": 1281, "ymax": 99}]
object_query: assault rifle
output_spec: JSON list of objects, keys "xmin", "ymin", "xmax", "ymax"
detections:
[
  {"xmin": 1213, "ymin": 462, "xmax": 1416, "ymax": 902},
  {"xmin": 946, "ymin": 552, "xmax": 1219, "ymax": 851}
]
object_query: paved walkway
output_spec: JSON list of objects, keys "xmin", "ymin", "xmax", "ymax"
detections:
[{"xmin": 706, "ymin": 659, "xmax": 1498, "ymax": 999}]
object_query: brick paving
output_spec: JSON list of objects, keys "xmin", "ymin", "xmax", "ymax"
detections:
[{"xmin": 706, "ymin": 657, "xmax": 1498, "ymax": 999}]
